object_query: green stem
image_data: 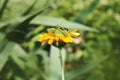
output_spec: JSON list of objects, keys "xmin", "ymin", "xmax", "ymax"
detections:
[{"xmin": 59, "ymin": 48, "xmax": 65, "ymax": 80}]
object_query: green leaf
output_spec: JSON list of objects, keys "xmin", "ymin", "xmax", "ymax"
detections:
[
  {"xmin": 17, "ymin": 7, "xmax": 48, "ymax": 28},
  {"xmin": 21, "ymin": 0, "xmax": 37, "ymax": 16},
  {"xmin": 65, "ymin": 56, "xmax": 108, "ymax": 80},
  {"xmin": 48, "ymin": 46, "xmax": 66, "ymax": 80},
  {"xmin": 11, "ymin": 44, "xmax": 47, "ymax": 80},
  {"xmin": 35, "ymin": 48, "xmax": 48, "ymax": 63},
  {"xmin": 72, "ymin": 0, "xmax": 100, "ymax": 22},
  {"xmin": 0, "ymin": 32, "xmax": 7, "ymax": 52},
  {"xmin": 0, "ymin": 5, "xmax": 49, "ymax": 30},
  {"xmin": 0, "ymin": 42, "xmax": 15, "ymax": 72},
  {"xmin": 30, "ymin": 15, "xmax": 97, "ymax": 32},
  {"xmin": 11, "ymin": 43, "xmax": 28, "ymax": 70},
  {"xmin": 26, "ymin": 52, "xmax": 47, "ymax": 80},
  {"xmin": 0, "ymin": 32, "xmax": 6, "ymax": 43},
  {"xmin": 0, "ymin": 0, "xmax": 9, "ymax": 20}
]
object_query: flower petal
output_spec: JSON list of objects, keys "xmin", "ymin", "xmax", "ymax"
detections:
[
  {"xmin": 41, "ymin": 41, "xmax": 46, "ymax": 45},
  {"xmin": 48, "ymin": 39, "xmax": 54, "ymax": 44}
]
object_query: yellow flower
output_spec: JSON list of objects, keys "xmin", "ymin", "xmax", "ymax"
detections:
[{"xmin": 38, "ymin": 27, "xmax": 80, "ymax": 48}]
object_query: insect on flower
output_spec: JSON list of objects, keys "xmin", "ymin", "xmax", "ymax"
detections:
[{"xmin": 38, "ymin": 26, "xmax": 80, "ymax": 48}]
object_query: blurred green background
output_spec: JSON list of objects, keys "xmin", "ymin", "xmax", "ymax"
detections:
[{"xmin": 0, "ymin": 0, "xmax": 120, "ymax": 80}]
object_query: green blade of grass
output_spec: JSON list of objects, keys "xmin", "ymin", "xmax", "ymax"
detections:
[
  {"xmin": 10, "ymin": 43, "xmax": 28, "ymax": 70},
  {"xmin": 21, "ymin": 0, "xmax": 37, "ymax": 16},
  {"xmin": 48, "ymin": 46, "xmax": 66, "ymax": 80},
  {"xmin": 0, "ymin": 0, "xmax": 9, "ymax": 21},
  {"xmin": 72, "ymin": 0, "xmax": 100, "ymax": 22},
  {"xmin": 65, "ymin": 56, "xmax": 108, "ymax": 80},
  {"xmin": 0, "ymin": 32, "xmax": 7, "ymax": 52},
  {"xmin": 0, "ymin": 42, "xmax": 15, "ymax": 72},
  {"xmin": 0, "ymin": 5, "xmax": 49, "ymax": 30},
  {"xmin": 0, "ymin": 32, "xmax": 6, "ymax": 43},
  {"xmin": 31, "ymin": 15, "xmax": 97, "ymax": 32}
]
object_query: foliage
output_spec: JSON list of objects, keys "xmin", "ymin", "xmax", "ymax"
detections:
[{"xmin": 0, "ymin": 0, "xmax": 120, "ymax": 80}]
